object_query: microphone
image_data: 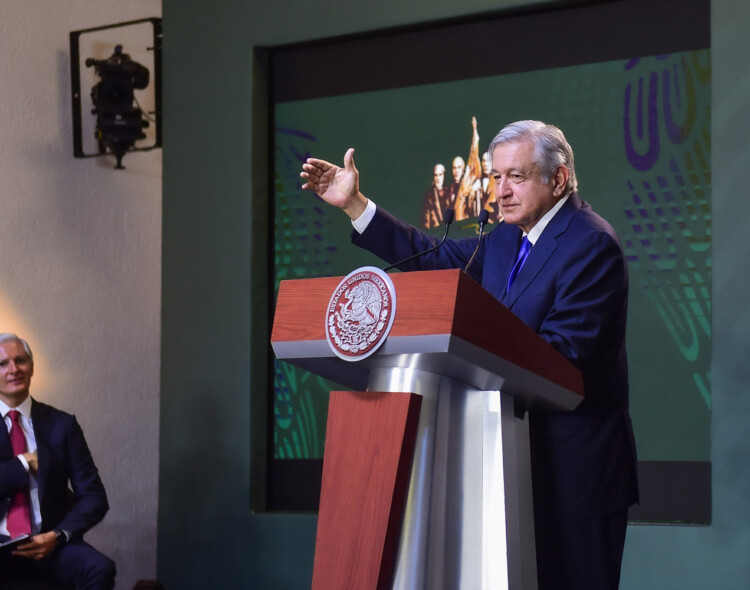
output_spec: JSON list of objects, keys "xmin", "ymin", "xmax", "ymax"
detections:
[
  {"xmin": 383, "ymin": 208, "xmax": 455, "ymax": 272},
  {"xmin": 464, "ymin": 208, "xmax": 490, "ymax": 273}
]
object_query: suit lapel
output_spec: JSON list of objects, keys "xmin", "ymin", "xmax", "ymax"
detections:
[
  {"xmin": 0, "ymin": 416, "xmax": 11, "ymax": 460},
  {"xmin": 502, "ymin": 195, "xmax": 581, "ymax": 308},
  {"xmin": 30, "ymin": 399, "xmax": 51, "ymax": 501}
]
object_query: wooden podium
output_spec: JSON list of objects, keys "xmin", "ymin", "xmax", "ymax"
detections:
[{"xmin": 271, "ymin": 269, "xmax": 583, "ymax": 590}]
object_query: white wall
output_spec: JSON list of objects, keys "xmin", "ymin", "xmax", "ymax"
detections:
[{"xmin": 0, "ymin": 2, "xmax": 162, "ymax": 589}]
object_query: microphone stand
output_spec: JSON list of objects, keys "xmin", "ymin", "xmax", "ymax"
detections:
[
  {"xmin": 383, "ymin": 208, "xmax": 455, "ymax": 272},
  {"xmin": 464, "ymin": 208, "xmax": 490, "ymax": 273}
]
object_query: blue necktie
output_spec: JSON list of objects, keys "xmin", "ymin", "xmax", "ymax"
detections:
[{"xmin": 506, "ymin": 236, "xmax": 531, "ymax": 293}]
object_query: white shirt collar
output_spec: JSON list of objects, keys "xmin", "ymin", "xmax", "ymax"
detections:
[
  {"xmin": 525, "ymin": 195, "xmax": 569, "ymax": 245},
  {"xmin": 1, "ymin": 395, "xmax": 33, "ymax": 421}
]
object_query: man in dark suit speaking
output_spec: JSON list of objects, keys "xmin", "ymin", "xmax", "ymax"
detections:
[
  {"xmin": 300, "ymin": 120, "xmax": 639, "ymax": 590},
  {"xmin": 0, "ymin": 333, "xmax": 115, "ymax": 589}
]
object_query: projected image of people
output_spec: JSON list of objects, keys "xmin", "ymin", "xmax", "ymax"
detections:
[
  {"xmin": 424, "ymin": 117, "xmax": 503, "ymax": 227},
  {"xmin": 447, "ymin": 155, "xmax": 464, "ymax": 214},
  {"xmin": 421, "ymin": 163, "xmax": 448, "ymax": 229}
]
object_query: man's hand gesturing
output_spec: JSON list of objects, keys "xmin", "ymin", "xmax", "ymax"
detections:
[{"xmin": 300, "ymin": 148, "xmax": 368, "ymax": 220}]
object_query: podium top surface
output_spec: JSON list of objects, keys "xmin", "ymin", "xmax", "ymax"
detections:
[{"xmin": 272, "ymin": 269, "xmax": 583, "ymax": 411}]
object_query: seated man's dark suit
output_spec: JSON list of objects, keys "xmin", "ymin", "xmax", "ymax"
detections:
[
  {"xmin": 352, "ymin": 194, "xmax": 639, "ymax": 589},
  {"xmin": 0, "ymin": 399, "xmax": 115, "ymax": 590}
]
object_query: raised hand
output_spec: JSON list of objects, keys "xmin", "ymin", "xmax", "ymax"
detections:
[{"xmin": 300, "ymin": 148, "xmax": 368, "ymax": 220}]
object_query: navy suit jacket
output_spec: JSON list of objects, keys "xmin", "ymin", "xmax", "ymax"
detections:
[
  {"xmin": 0, "ymin": 399, "xmax": 108, "ymax": 541},
  {"xmin": 353, "ymin": 194, "xmax": 638, "ymax": 519}
]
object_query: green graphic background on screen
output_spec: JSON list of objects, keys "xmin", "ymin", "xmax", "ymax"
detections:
[{"xmin": 273, "ymin": 50, "xmax": 711, "ymax": 463}]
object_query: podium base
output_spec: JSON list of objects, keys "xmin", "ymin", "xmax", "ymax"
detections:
[
  {"xmin": 312, "ymin": 390, "xmax": 422, "ymax": 590},
  {"xmin": 368, "ymin": 366, "xmax": 538, "ymax": 590}
]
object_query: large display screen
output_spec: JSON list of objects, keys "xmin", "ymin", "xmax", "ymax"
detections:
[{"xmin": 269, "ymin": 0, "xmax": 711, "ymax": 522}]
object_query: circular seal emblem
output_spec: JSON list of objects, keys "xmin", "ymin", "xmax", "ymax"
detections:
[{"xmin": 325, "ymin": 266, "xmax": 397, "ymax": 361}]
